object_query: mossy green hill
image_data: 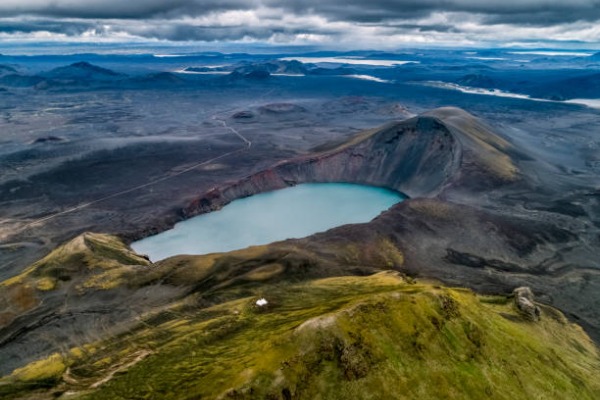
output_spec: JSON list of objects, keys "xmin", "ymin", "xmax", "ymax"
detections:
[{"xmin": 0, "ymin": 234, "xmax": 599, "ymax": 399}]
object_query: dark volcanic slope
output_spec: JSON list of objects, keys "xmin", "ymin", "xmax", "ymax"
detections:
[
  {"xmin": 1, "ymin": 107, "xmax": 599, "ymax": 378},
  {"xmin": 183, "ymin": 107, "xmax": 516, "ymax": 217}
]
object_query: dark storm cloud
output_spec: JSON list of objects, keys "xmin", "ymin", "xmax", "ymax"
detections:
[
  {"xmin": 384, "ymin": 24, "xmax": 461, "ymax": 34},
  {"xmin": 0, "ymin": 16, "xmax": 344, "ymax": 43},
  {"xmin": 0, "ymin": 1, "xmax": 257, "ymax": 19},
  {"xmin": 268, "ymin": 0, "xmax": 600, "ymax": 25},
  {"xmin": 483, "ymin": 10, "xmax": 600, "ymax": 26},
  {"xmin": 2, "ymin": 0, "xmax": 599, "ymax": 24},
  {"xmin": 1, "ymin": 0, "xmax": 600, "ymax": 44},
  {"xmin": 126, "ymin": 23, "xmax": 336, "ymax": 42},
  {"xmin": 0, "ymin": 19, "xmax": 93, "ymax": 35}
]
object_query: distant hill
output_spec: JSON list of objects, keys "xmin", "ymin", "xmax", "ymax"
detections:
[
  {"xmin": 190, "ymin": 60, "xmax": 363, "ymax": 79},
  {"xmin": 308, "ymin": 66, "xmax": 357, "ymax": 76},
  {"xmin": 233, "ymin": 60, "xmax": 308, "ymax": 75},
  {"xmin": 129, "ymin": 72, "xmax": 186, "ymax": 85},
  {"xmin": 0, "ymin": 74, "xmax": 46, "ymax": 87},
  {"xmin": 243, "ymin": 69, "xmax": 271, "ymax": 79},
  {"xmin": 0, "ymin": 64, "xmax": 17, "ymax": 76},
  {"xmin": 455, "ymin": 74, "xmax": 497, "ymax": 88},
  {"xmin": 269, "ymin": 60, "xmax": 308, "ymax": 75},
  {"xmin": 589, "ymin": 52, "xmax": 600, "ymax": 59},
  {"xmin": 529, "ymin": 72, "xmax": 600, "ymax": 100},
  {"xmin": 1, "ymin": 63, "xmax": 196, "ymax": 89},
  {"xmin": 225, "ymin": 69, "xmax": 272, "ymax": 81},
  {"xmin": 184, "ymin": 66, "xmax": 229, "ymax": 73},
  {"xmin": 42, "ymin": 61, "xmax": 125, "ymax": 81},
  {"xmin": 437, "ymin": 64, "xmax": 494, "ymax": 71}
]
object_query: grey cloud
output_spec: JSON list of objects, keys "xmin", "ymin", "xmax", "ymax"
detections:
[
  {"xmin": 483, "ymin": 11, "xmax": 600, "ymax": 26},
  {"xmin": 1, "ymin": 0, "xmax": 599, "ymax": 23},
  {"xmin": 0, "ymin": 1, "xmax": 257, "ymax": 19},
  {"xmin": 0, "ymin": 19, "xmax": 94, "ymax": 35},
  {"xmin": 0, "ymin": 0, "xmax": 600, "ymax": 44},
  {"xmin": 272, "ymin": 0, "xmax": 600, "ymax": 24},
  {"xmin": 128, "ymin": 24, "xmax": 330, "ymax": 42},
  {"xmin": 0, "ymin": 16, "xmax": 341, "ymax": 43},
  {"xmin": 382, "ymin": 24, "xmax": 461, "ymax": 34}
]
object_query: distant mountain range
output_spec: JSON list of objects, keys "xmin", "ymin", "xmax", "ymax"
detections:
[
  {"xmin": 0, "ymin": 62, "xmax": 188, "ymax": 89},
  {"xmin": 446, "ymin": 69, "xmax": 600, "ymax": 101},
  {"xmin": 185, "ymin": 60, "xmax": 358, "ymax": 79},
  {"xmin": 0, "ymin": 58, "xmax": 599, "ymax": 102}
]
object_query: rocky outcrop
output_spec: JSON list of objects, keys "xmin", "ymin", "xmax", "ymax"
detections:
[{"xmin": 513, "ymin": 286, "xmax": 541, "ymax": 321}]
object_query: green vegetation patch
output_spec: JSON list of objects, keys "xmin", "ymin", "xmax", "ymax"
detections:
[{"xmin": 3, "ymin": 271, "xmax": 598, "ymax": 400}]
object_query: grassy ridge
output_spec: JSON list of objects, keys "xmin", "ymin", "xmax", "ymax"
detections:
[
  {"xmin": 2, "ymin": 271, "xmax": 599, "ymax": 400},
  {"xmin": 0, "ymin": 233, "xmax": 150, "ymax": 290}
]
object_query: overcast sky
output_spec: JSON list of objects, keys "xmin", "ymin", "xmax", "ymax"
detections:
[{"xmin": 1, "ymin": 0, "xmax": 599, "ymax": 50}]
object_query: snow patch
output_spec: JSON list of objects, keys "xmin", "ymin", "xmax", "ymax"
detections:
[
  {"xmin": 565, "ymin": 99, "xmax": 600, "ymax": 109},
  {"xmin": 416, "ymin": 81, "xmax": 600, "ymax": 111},
  {"xmin": 345, "ymin": 74, "xmax": 391, "ymax": 83},
  {"xmin": 175, "ymin": 68, "xmax": 229, "ymax": 75},
  {"xmin": 279, "ymin": 57, "xmax": 417, "ymax": 67},
  {"xmin": 466, "ymin": 57, "xmax": 506, "ymax": 61},
  {"xmin": 153, "ymin": 54, "xmax": 186, "ymax": 58},
  {"xmin": 508, "ymin": 51, "xmax": 594, "ymax": 57}
]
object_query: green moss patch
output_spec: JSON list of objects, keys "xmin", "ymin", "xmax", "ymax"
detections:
[{"xmin": 3, "ymin": 272, "xmax": 597, "ymax": 400}]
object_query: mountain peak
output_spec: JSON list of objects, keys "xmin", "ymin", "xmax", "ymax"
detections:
[{"xmin": 43, "ymin": 62, "xmax": 124, "ymax": 80}]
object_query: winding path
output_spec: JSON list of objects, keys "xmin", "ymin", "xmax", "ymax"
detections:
[
  {"xmin": 211, "ymin": 113, "xmax": 252, "ymax": 147},
  {"xmin": 8, "ymin": 88, "xmax": 276, "ymax": 236}
]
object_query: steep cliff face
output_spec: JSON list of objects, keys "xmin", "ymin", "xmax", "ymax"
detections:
[
  {"xmin": 273, "ymin": 116, "xmax": 461, "ymax": 197},
  {"xmin": 185, "ymin": 108, "xmax": 509, "ymax": 217},
  {"xmin": 184, "ymin": 107, "xmax": 522, "ymax": 219}
]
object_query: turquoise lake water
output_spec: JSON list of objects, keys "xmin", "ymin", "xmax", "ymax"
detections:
[{"xmin": 131, "ymin": 183, "xmax": 404, "ymax": 261}]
